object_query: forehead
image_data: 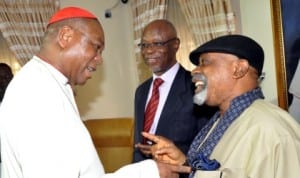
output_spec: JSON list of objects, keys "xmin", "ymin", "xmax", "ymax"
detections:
[
  {"xmin": 83, "ymin": 19, "xmax": 105, "ymax": 45},
  {"xmin": 142, "ymin": 22, "xmax": 174, "ymax": 41},
  {"xmin": 199, "ymin": 52, "xmax": 239, "ymax": 62}
]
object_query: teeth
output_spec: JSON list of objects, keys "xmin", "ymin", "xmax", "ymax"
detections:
[
  {"xmin": 148, "ymin": 58, "xmax": 157, "ymax": 63},
  {"xmin": 87, "ymin": 66, "xmax": 95, "ymax": 72},
  {"xmin": 195, "ymin": 81, "xmax": 204, "ymax": 87}
]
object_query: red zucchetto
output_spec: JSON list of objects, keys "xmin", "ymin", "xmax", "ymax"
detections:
[{"xmin": 47, "ymin": 6, "xmax": 97, "ymax": 28}]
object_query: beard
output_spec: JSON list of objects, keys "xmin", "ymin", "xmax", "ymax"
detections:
[
  {"xmin": 192, "ymin": 74, "xmax": 208, "ymax": 106},
  {"xmin": 193, "ymin": 87, "xmax": 208, "ymax": 106}
]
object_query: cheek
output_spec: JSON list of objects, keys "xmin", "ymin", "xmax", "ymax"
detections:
[
  {"xmin": 207, "ymin": 77, "xmax": 219, "ymax": 100},
  {"xmin": 76, "ymin": 47, "xmax": 95, "ymax": 65},
  {"xmin": 159, "ymin": 51, "xmax": 174, "ymax": 66},
  {"xmin": 206, "ymin": 70, "xmax": 231, "ymax": 99},
  {"xmin": 74, "ymin": 41, "xmax": 96, "ymax": 59},
  {"xmin": 71, "ymin": 54, "xmax": 91, "ymax": 77}
]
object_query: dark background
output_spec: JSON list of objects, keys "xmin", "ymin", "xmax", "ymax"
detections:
[{"xmin": 281, "ymin": 0, "xmax": 300, "ymax": 105}]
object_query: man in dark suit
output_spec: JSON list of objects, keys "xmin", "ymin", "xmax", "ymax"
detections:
[{"xmin": 133, "ymin": 19, "xmax": 215, "ymax": 163}]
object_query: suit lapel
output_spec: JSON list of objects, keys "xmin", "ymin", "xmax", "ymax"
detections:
[
  {"xmin": 135, "ymin": 79, "xmax": 152, "ymax": 140},
  {"xmin": 156, "ymin": 66, "xmax": 190, "ymax": 132}
]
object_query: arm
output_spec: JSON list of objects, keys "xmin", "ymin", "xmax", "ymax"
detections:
[
  {"xmin": 102, "ymin": 159, "xmax": 191, "ymax": 178},
  {"xmin": 141, "ymin": 132, "xmax": 187, "ymax": 165}
]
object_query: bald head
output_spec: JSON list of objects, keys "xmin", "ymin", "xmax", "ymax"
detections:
[
  {"xmin": 140, "ymin": 19, "xmax": 180, "ymax": 75},
  {"xmin": 142, "ymin": 19, "xmax": 177, "ymax": 39}
]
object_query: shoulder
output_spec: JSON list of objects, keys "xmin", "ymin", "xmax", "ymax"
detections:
[
  {"xmin": 236, "ymin": 99, "xmax": 300, "ymax": 137},
  {"xmin": 174, "ymin": 65, "xmax": 193, "ymax": 83},
  {"xmin": 177, "ymin": 65, "xmax": 192, "ymax": 76},
  {"xmin": 135, "ymin": 78, "xmax": 152, "ymax": 92},
  {"xmin": 245, "ymin": 100, "xmax": 294, "ymax": 122}
]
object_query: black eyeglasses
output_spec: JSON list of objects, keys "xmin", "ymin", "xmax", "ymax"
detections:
[{"xmin": 138, "ymin": 37, "xmax": 179, "ymax": 50}]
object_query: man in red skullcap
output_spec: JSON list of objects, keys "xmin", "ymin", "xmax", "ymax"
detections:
[{"xmin": 0, "ymin": 6, "xmax": 190, "ymax": 178}]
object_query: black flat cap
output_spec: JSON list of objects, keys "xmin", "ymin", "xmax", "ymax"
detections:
[{"xmin": 189, "ymin": 34, "xmax": 264, "ymax": 76}]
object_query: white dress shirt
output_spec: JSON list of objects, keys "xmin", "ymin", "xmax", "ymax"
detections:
[{"xmin": 147, "ymin": 63, "xmax": 180, "ymax": 134}]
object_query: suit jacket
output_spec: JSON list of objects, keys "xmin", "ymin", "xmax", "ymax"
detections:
[{"xmin": 133, "ymin": 65, "xmax": 216, "ymax": 162}]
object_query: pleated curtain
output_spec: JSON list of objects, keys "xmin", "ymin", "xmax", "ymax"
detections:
[{"xmin": 0, "ymin": 0, "xmax": 59, "ymax": 66}]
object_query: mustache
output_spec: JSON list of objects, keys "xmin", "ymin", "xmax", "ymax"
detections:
[{"xmin": 192, "ymin": 73, "xmax": 207, "ymax": 86}]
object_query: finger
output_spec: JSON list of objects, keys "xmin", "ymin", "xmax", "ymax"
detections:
[
  {"xmin": 136, "ymin": 143, "xmax": 151, "ymax": 150},
  {"xmin": 161, "ymin": 155, "xmax": 172, "ymax": 163},
  {"xmin": 153, "ymin": 154, "xmax": 163, "ymax": 160},
  {"xmin": 171, "ymin": 165, "xmax": 192, "ymax": 174},
  {"xmin": 151, "ymin": 141, "xmax": 164, "ymax": 150},
  {"xmin": 140, "ymin": 147, "xmax": 151, "ymax": 151},
  {"xmin": 155, "ymin": 146, "xmax": 174, "ymax": 154},
  {"xmin": 154, "ymin": 154, "xmax": 170, "ymax": 161},
  {"xmin": 134, "ymin": 143, "xmax": 142, "ymax": 148},
  {"xmin": 141, "ymin": 132, "xmax": 160, "ymax": 143},
  {"xmin": 141, "ymin": 149, "xmax": 151, "ymax": 155}
]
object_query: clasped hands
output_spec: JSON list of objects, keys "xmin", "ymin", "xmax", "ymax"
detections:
[{"xmin": 135, "ymin": 132, "xmax": 191, "ymax": 178}]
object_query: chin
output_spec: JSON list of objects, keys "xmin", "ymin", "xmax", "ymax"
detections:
[
  {"xmin": 76, "ymin": 79, "xmax": 87, "ymax": 86},
  {"xmin": 193, "ymin": 89, "xmax": 207, "ymax": 106},
  {"xmin": 152, "ymin": 67, "xmax": 164, "ymax": 74}
]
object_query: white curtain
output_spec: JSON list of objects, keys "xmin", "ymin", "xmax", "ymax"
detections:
[
  {"xmin": 0, "ymin": 0, "xmax": 59, "ymax": 66},
  {"xmin": 167, "ymin": 0, "xmax": 197, "ymax": 71},
  {"xmin": 177, "ymin": 0, "xmax": 236, "ymax": 44},
  {"xmin": 131, "ymin": 0, "xmax": 168, "ymax": 83}
]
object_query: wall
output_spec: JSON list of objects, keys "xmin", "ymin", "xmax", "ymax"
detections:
[
  {"xmin": 239, "ymin": 0, "xmax": 278, "ymax": 104},
  {"xmin": 60, "ymin": 0, "xmax": 138, "ymax": 120},
  {"xmin": 60, "ymin": 0, "xmax": 279, "ymax": 120}
]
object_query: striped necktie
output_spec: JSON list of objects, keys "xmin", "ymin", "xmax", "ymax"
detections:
[{"xmin": 143, "ymin": 78, "xmax": 164, "ymax": 136}]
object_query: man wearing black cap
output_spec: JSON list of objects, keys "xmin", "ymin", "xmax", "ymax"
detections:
[{"xmin": 142, "ymin": 34, "xmax": 300, "ymax": 178}]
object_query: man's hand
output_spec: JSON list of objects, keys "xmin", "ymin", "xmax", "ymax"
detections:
[
  {"xmin": 142, "ymin": 132, "xmax": 186, "ymax": 165},
  {"xmin": 134, "ymin": 142, "xmax": 152, "ymax": 156},
  {"xmin": 156, "ymin": 161, "xmax": 192, "ymax": 178}
]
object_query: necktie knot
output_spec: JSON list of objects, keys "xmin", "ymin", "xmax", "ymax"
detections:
[{"xmin": 153, "ymin": 78, "xmax": 164, "ymax": 89}]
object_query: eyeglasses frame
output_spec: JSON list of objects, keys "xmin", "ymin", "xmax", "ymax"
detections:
[{"xmin": 138, "ymin": 37, "xmax": 179, "ymax": 50}]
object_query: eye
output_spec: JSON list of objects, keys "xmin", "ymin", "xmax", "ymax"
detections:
[
  {"xmin": 152, "ymin": 41, "xmax": 165, "ymax": 47},
  {"xmin": 138, "ymin": 43, "xmax": 147, "ymax": 49},
  {"xmin": 94, "ymin": 44, "xmax": 101, "ymax": 51},
  {"xmin": 199, "ymin": 58, "xmax": 211, "ymax": 66},
  {"xmin": 138, "ymin": 38, "xmax": 178, "ymax": 50},
  {"xmin": 92, "ymin": 40, "xmax": 104, "ymax": 51}
]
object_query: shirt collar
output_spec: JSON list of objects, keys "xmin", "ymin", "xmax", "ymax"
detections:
[
  {"xmin": 152, "ymin": 63, "xmax": 179, "ymax": 84},
  {"xmin": 33, "ymin": 55, "xmax": 69, "ymax": 85}
]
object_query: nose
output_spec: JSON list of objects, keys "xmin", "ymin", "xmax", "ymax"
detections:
[
  {"xmin": 94, "ymin": 54, "xmax": 103, "ymax": 65},
  {"xmin": 191, "ymin": 65, "xmax": 202, "ymax": 75},
  {"xmin": 142, "ymin": 45, "xmax": 157, "ymax": 54}
]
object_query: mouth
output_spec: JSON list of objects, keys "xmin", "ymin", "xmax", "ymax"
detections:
[
  {"xmin": 146, "ymin": 56, "xmax": 160, "ymax": 64},
  {"xmin": 195, "ymin": 81, "xmax": 205, "ymax": 93},
  {"xmin": 85, "ymin": 66, "xmax": 96, "ymax": 79},
  {"xmin": 192, "ymin": 74, "xmax": 207, "ymax": 93},
  {"xmin": 86, "ymin": 66, "xmax": 96, "ymax": 73}
]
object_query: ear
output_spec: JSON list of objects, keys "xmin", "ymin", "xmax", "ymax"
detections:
[
  {"xmin": 173, "ymin": 38, "xmax": 180, "ymax": 51},
  {"xmin": 57, "ymin": 26, "xmax": 74, "ymax": 48},
  {"xmin": 232, "ymin": 59, "xmax": 249, "ymax": 79}
]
